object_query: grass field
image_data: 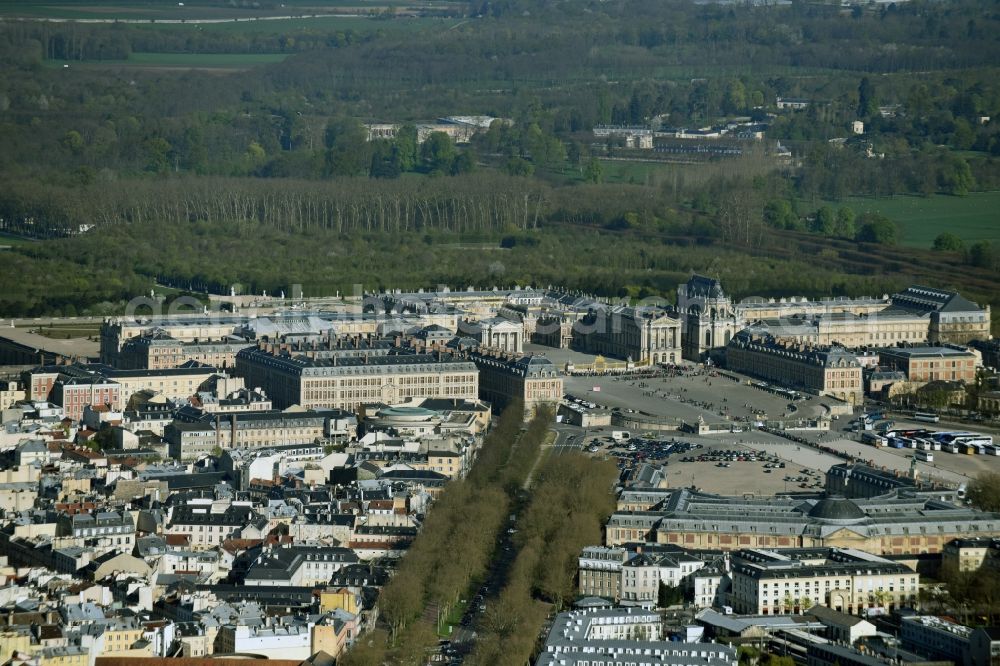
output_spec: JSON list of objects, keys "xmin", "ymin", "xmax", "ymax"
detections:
[
  {"xmin": 17, "ymin": 322, "xmax": 102, "ymax": 339},
  {"xmin": 810, "ymin": 192, "xmax": 1000, "ymax": 248},
  {"xmin": 43, "ymin": 51, "xmax": 290, "ymax": 69},
  {"xmin": 0, "ymin": 232, "xmax": 38, "ymax": 248},
  {"xmin": 0, "ymin": 0, "xmax": 464, "ymax": 24}
]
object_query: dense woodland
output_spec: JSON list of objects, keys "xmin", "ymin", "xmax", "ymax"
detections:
[{"xmin": 1, "ymin": 0, "xmax": 999, "ymax": 325}]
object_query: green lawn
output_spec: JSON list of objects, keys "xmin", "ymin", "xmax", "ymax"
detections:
[{"xmin": 815, "ymin": 192, "xmax": 1000, "ymax": 248}]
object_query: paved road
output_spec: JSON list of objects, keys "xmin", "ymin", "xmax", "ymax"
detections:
[{"xmin": 550, "ymin": 423, "xmax": 584, "ymax": 454}]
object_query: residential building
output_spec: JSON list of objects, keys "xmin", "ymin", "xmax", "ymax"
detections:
[
  {"xmin": 51, "ymin": 376, "xmax": 120, "ymax": 422},
  {"xmin": 56, "ymin": 511, "xmax": 136, "ymax": 552},
  {"xmin": 214, "ymin": 624, "xmax": 312, "ymax": 660},
  {"xmin": 117, "ymin": 332, "xmax": 252, "ymax": 371},
  {"xmin": 241, "ymin": 545, "xmax": 359, "ymax": 587},
  {"xmin": 166, "ymin": 408, "xmax": 352, "ymax": 461},
  {"xmin": 163, "ymin": 504, "xmax": 258, "ymax": 549},
  {"xmin": 536, "ymin": 607, "xmax": 737, "ymax": 666},
  {"xmin": 941, "ymin": 537, "xmax": 1000, "ymax": 573},
  {"xmin": 578, "ymin": 546, "xmax": 629, "ymax": 600},
  {"xmin": 621, "ymin": 550, "xmax": 706, "ymax": 606},
  {"xmin": 729, "ymin": 547, "xmax": 918, "ymax": 615},
  {"xmin": 900, "ymin": 616, "xmax": 973, "ymax": 664}
]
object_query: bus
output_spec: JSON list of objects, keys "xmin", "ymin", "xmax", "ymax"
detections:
[
  {"xmin": 981, "ymin": 444, "xmax": 1000, "ymax": 456},
  {"xmin": 943, "ymin": 443, "xmax": 961, "ymax": 454},
  {"xmin": 933, "ymin": 431, "xmax": 975, "ymax": 444},
  {"xmin": 913, "ymin": 412, "xmax": 940, "ymax": 423},
  {"xmin": 861, "ymin": 432, "xmax": 887, "ymax": 447},
  {"xmin": 916, "ymin": 450, "xmax": 934, "ymax": 462},
  {"xmin": 955, "ymin": 435, "xmax": 994, "ymax": 449}
]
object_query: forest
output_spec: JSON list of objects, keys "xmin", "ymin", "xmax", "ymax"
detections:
[{"xmin": 0, "ymin": 0, "xmax": 999, "ymax": 325}]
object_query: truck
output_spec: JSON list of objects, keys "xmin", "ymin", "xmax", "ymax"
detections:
[{"xmin": 611, "ymin": 430, "xmax": 631, "ymax": 441}]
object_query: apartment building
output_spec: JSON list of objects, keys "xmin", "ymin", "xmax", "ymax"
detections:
[
  {"xmin": 537, "ymin": 607, "xmax": 737, "ymax": 666},
  {"xmin": 578, "ymin": 546, "xmax": 629, "ymax": 600},
  {"xmin": 117, "ymin": 332, "xmax": 252, "ymax": 370},
  {"xmin": 51, "ymin": 376, "xmax": 121, "ymax": 421},
  {"xmin": 165, "ymin": 407, "xmax": 354, "ymax": 461},
  {"xmin": 164, "ymin": 504, "xmax": 258, "ymax": 550},
  {"xmin": 55, "ymin": 511, "xmax": 135, "ymax": 552},
  {"xmin": 941, "ymin": 536, "xmax": 1000, "ymax": 573},
  {"xmin": 620, "ymin": 549, "xmax": 707, "ymax": 606},
  {"xmin": 730, "ymin": 547, "xmax": 919, "ymax": 615}
]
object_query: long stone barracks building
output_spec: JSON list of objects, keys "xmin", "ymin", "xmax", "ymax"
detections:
[
  {"xmin": 235, "ymin": 345, "xmax": 478, "ymax": 410},
  {"xmin": 725, "ymin": 331, "xmax": 863, "ymax": 405},
  {"xmin": 605, "ymin": 488, "xmax": 1000, "ymax": 555}
]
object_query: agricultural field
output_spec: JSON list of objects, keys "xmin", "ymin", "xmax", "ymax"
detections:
[{"xmin": 824, "ymin": 192, "xmax": 1000, "ymax": 248}]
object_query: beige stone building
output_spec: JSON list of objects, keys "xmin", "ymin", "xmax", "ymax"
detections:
[
  {"xmin": 979, "ymin": 390, "xmax": 1000, "ymax": 416},
  {"xmin": 730, "ymin": 547, "xmax": 919, "ymax": 615},
  {"xmin": 470, "ymin": 351, "xmax": 562, "ymax": 416},
  {"xmin": 941, "ymin": 536, "xmax": 1000, "ymax": 573},
  {"xmin": 677, "ymin": 275, "xmax": 743, "ymax": 361},
  {"xmin": 117, "ymin": 332, "xmax": 252, "ymax": 370},
  {"xmin": 166, "ymin": 409, "xmax": 353, "ymax": 460},
  {"xmin": 747, "ymin": 311, "xmax": 930, "ymax": 348},
  {"xmin": 235, "ymin": 346, "xmax": 478, "ymax": 411},
  {"xmin": 878, "ymin": 345, "xmax": 979, "ymax": 383},
  {"xmin": 605, "ymin": 488, "xmax": 1000, "ymax": 556},
  {"xmin": 578, "ymin": 546, "xmax": 629, "ymax": 600},
  {"xmin": 726, "ymin": 332, "xmax": 863, "ymax": 405},
  {"xmin": 102, "ymin": 363, "xmax": 220, "ymax": 409},
  {"xmin": 573, "ymin": 306, "xmax": 682, "ymax": 365}
]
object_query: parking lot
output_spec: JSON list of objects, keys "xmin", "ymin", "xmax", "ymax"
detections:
[
  {"xmin": 558, "ymin": 366, "xmax": 830, "ymax": 429},
  {"xmin": 540, "ymin": 345, "xmax": 1000, "ymax": 495},
  {"xmin": 572, "ymin": 430, "xmax": 830, "ymax": 495}
]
